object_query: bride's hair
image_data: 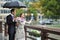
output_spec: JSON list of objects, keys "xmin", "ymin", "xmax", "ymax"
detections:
[
  {"xmin": 20, "ymin": 13, "xmax": 24, "ymax": 17},
  {"xmin": 20, "ymin": 13, "xmax": 22, "ymax": 17}
]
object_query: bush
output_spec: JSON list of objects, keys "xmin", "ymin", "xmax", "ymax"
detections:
[{"xmin": 29, "ymin": 30, "xmax": 40, "ymax": 37}]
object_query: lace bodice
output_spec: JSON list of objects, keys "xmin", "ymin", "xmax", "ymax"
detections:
[
  {"xmin": 16, "ymin": 17, "xmax": 26, "ymax": 25},
  {"xmin": 16, "ymin": 17, "xmax": 32, "ymax": 26}
]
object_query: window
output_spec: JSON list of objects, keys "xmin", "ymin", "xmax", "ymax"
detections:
[
  {"xmin": 7, "ymin": 10, "xmax": 11, "ymax": 13},
  {"xmin": 0, "ymin": 0, "xmax": 13, "ymax": 1},
  {"xmin": 1, "ymin": 10, "xmax": 4, "ymax": 13},
  {"xmin": 0, "ymin": 10, "xmax": 10, "ymax": 13},
  {"xmin": 4, "ymin": 10, "xmax": 7, "ymax": 13}
]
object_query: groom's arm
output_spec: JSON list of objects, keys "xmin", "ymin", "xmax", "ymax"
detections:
[{"xmin": 6, "ymin": 15, "xmax": 16, "ymax": 25}]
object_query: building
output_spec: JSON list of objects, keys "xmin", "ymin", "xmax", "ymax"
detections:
[
  {"xmin": 0, "ymin": 0, "xmax": 19, "ymax": 20},
  {"xmin": 0, "ymin": 0, "xmax": 11, "ymax": 21},
  {"xmin": 0, "ymin": 1, "xmax": 10, "ymax": 40}
]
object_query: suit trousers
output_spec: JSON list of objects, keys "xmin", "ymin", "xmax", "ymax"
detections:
[
  {"xmin": 9, "ymin": 33, "xmax": 15, "ymax": 40},
  {"xmin": 8, "ymin": 26, "xmax": 16, "ymax": 40}
]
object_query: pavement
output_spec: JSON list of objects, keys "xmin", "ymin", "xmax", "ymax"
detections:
[
  {"xmin": 4, "ymin": 36, "xmax": 31, "ymax": 40},
  {"xmin": 0, "ymin": 33, "xmax": 2, "ymax": 40}
]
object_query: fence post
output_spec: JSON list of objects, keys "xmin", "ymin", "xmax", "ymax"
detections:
[
  {"xmin": 41, "ymin": 31, "xmax": 48, "ymax": 40},
  {"xmin": 24, "ymin": 26, "xmax": 27, "ymax": 40}
]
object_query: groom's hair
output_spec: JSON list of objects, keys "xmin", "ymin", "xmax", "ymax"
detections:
[{"xmin": 11, "ymin": 9, "xmax": 15, "ymax": 13}]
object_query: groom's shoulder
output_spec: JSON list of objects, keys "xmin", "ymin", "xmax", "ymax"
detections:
[
  {"xmin": 6, "ymin": 14, "xmax": 11, "ymax": 18},
  {"xmin": 8, "ymin": 14, "xmax": 11, "ymax": 16}
]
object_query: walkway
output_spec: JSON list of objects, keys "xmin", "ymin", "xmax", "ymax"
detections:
[
  {"xmin": 0, "ymin": 33, "xmax": 2, "ymax": 40},
  {"xmin": 5, "ymin": 36, "xmax": 32, "ymax": 40}
]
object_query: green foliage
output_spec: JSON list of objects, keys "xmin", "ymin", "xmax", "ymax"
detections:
[
  {"xmin": 40, "ymin": 0, "xmax": 60, "ymax": 19},
  {"xmin": 29, "ymin": 30, "xmax": 40, "ymax": 37},
  {"xmin": 16, "ymin": 9, "xmax": 24, "ymax": 17},
  {"xmin": 28, "ymin": 4, "xmax": 37, "ymax": 13},
  {"xmin": 28, "ymin": 6, "xmax": 38, "ymax": 20}
]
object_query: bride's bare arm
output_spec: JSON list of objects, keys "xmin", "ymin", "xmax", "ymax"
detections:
[{"xmin": 25, "ymin": 20, "xmax": 32, "ymax": 24}]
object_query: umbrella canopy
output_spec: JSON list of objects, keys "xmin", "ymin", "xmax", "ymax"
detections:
[{"xmin": 3, "ymin": 1, "xmax": 26, "ymax": 8}]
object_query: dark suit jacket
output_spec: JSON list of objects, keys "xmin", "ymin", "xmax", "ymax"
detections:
[{"xmin": 6, "ymin": 14, "xmax": 16, "ymax": 34}]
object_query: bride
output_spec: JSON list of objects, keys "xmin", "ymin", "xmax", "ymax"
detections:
[{"xmin": 15, "ymin": 13, "xmax": 32, "ymax": 40}]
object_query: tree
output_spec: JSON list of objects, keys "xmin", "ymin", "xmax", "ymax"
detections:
[
  {"xmin": 28, "ymin": 6, "xmax": 38, "ymax": 20},
  {"xmin": 16, "ymin": 9, "xmax": 24, "ymax": 17},
  {"xmin": 39, "ymin": 0, "xmax": 60, "ymax": 19},
  {"xmin": 28, "ymin": 1, "xmax": 41, "ymax": 20}
]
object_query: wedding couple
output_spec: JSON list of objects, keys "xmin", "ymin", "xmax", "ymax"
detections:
[{"xmin": 6, "ymin": 9, "xmax": 31, "ymax": 40}]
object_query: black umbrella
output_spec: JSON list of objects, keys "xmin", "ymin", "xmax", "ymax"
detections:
[{"xmin": 3, "ymin": 1, "xmax": 26, "ymax": 8}]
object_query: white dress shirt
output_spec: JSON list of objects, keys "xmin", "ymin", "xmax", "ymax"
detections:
[{"xmin": 10, "ymin": 14, "xmax": 14, "ymax": 22}]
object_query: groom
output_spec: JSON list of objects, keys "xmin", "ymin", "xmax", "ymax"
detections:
[{"xmin": 6, "ymin": 9, "xmax": 17, "ymax": 40}]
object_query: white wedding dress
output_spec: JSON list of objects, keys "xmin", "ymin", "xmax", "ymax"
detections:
[{"xmin": 15, "ymin": 17, "xmax": 26, "ymax": 40}]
